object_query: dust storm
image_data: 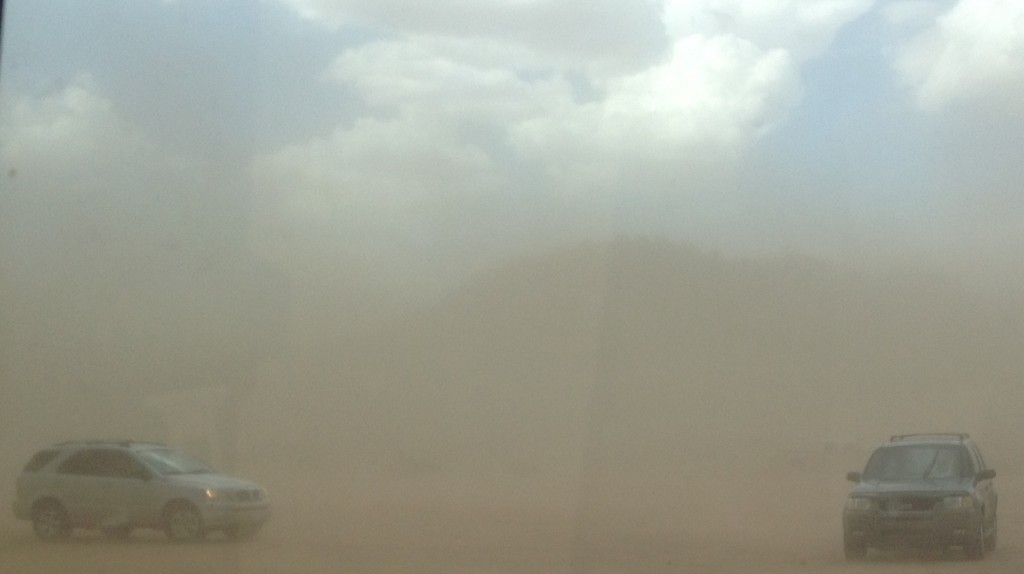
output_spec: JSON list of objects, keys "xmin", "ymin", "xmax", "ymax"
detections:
[{"xmin": 3, "ymin": 238, "xmax": 1024, "ymax": 572}]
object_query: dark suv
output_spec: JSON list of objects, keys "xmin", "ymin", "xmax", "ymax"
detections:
[
  {"xmin": 843, "ymin": 433, "xmax": 997, "ymax": 560},
  {"xmin": 13, "ymin": 440, "xmax": 271, "ymax": 541}
]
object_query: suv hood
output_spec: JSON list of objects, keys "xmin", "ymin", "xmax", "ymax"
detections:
[
  {"xmin": 161, "ymin": 473, "xmax": 263, "ymax": 490},
  {"xmin": 852, "ymin": 478, "xmax": 973, "ymax": 495}
]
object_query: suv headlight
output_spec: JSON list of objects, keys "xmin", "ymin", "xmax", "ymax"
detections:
[
  {"xmin": 845, "ymin": 497, "xmax": 874, "ymax": 511},
  {"xmin": 943, "ymin": 495, "xmax": 975, "ymax": 509}
]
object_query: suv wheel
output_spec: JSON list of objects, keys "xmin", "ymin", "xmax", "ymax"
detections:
[
  {"xmin": 964, "ymin": 520, "xmax": 985, "ymax": 560},
  {"xmin": 32, "ymin": 502, "xmax": 71, "ymax": 541},
  {"xmin": 985, "ymin": 518, "xmax": 998, "ymax": 551},
  {"xmin": 164, "ymin": 502, "xmax": 204, "ymax": 542},
  {"xmin": 843, "ymin": 532, "xmax": 867, "ymax": 561}
]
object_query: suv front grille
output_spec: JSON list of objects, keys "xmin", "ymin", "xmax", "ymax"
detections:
[{"xmin": 878, "ymin": 495, "xmax": 940, "ymax": 512}]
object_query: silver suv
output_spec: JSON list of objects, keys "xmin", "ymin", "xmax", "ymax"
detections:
[
  {"xmin": 13, "ymin": 441, "xmax": 271, "ymax": 542},
  {"xmin": 843, "ymin": 433, "xmax": 997, "ymax": 560}
]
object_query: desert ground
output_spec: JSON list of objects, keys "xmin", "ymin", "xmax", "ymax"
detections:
[{"xmin": 3, "ymin": 458, "xmax": 1022, "ymax": 574}]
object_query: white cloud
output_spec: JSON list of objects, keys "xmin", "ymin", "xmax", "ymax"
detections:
[
  {"xmin": 663, "ymin": 0, "xmax": 875, "ymax": 60},
  {"xmin": 1, "ymin": 76, "xmax": 212, "ymax": 289},
  {"xmin": 3, "ymin": 76, "xmax": 163, "ymax": 187},
  {"xmin": 260, "ymin": 28, "xmax": 800, "ymax": 223},
  {"xmin": 254, "ymin": 115, "xmax": 501, "ymax": 219},
  {"xmin": 1, "ymin": 75, "xmax": 202, "ymax": 229},
  {"xmin": 504, "ymin": 32, "xmax": 801, "ymax": 202},
  {"xmin": 892, "ymin": 0, "xmax": 1024, "ymax": 111},
  {"xmin": 604, "ymin": 33, "xmax": 798, "ymax": 146},
  {"xmin": 882, "ymin": 0, "xmax": 941, "ymax": 28},
  {"xmin": 279, "ymin": 0, "xmax": 665, "ymax": 72},
  {"xmin": 328, "ymin": 37, "xmax": 573, "ymax": 121},
  {"xmin": 249, "ymin": 110, "xmax": 506, "ymax": 269},
  {"xmin": 284, "ymin": 0, "xmax": 870, "ymax": 166},
  {"xmin": 255, "ymin": 0, "xmax": 872, "ymax": 266}
]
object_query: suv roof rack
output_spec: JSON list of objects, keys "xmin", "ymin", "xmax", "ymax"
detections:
[
  {"xmin": 53, "ymin": 439, "xmax": 166, "ymax": 447},
  {"xmin": 889, "ymin": 433, "xmax": 969, "ymax": 442}
]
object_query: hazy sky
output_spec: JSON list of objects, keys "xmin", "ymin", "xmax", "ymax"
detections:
[{"xmin": 2, "ymin": 0, "xmax": 1023, "ymax": 297}]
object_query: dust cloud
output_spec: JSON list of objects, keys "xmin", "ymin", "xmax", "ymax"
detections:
[{"xmin": 3, "ymin": 237, "xmax": 1024, "ymax": 572}]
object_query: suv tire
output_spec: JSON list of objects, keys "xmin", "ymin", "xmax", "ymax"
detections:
[
  {"xmin": 963, "ymin": 520, "xmax": 985, "ymax": 560},
  {"xmin": 32, "ymin": 501, "xmax": 71, "ymax": 541},
  {"xmin": 164, "ymin": 502, "xmax": 204, "ymax": 542},
  {"xmin": 843, "ymin": 532, "xmax": 867, "ymax": 561}
]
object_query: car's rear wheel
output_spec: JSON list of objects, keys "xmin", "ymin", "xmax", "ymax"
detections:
[
  {"xmin": 32, "ymin": 501, "xmax": 71, "ymax": 541},
  {"xmin": 164, "ymin": 502, "xmax": 204, "ymax": 542},
  {"xmin": 843, "ymin": 533, "xmax": 867, "ymax": 560}
]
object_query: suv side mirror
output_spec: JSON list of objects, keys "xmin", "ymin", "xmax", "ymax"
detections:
[
  {"xmin": 975, "ymin": 468, "xmax": 996, "ymax": 483},
  {"xmin": 846, "ymin": 471, "xmax": 862, "ymax": 483}
]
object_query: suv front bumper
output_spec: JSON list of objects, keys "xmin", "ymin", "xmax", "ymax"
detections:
[
  {"xmin": 844, "ymin": 507, "xmax": 980, "ymax": 549},
  {"xmin": 198, "ymin": 500, "xmax": 271, "ymax": 531}
]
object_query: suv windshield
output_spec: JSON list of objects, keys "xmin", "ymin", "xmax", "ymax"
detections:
[
  {"xmin": 137, "ymin": 448, "xmax": 213, "ymax": 475},
  {"xmin": 862, "ymin": 445, "xmax": 968, "ymax": 482}
]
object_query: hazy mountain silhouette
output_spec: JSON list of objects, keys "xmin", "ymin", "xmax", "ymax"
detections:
[
  {"xmin": 289, "ymin": 237, "xmax": 1024, "ymax": 477},
  {"xmin": 7, "ymin": 235, "xmax": 1022, "ymax": 482}
]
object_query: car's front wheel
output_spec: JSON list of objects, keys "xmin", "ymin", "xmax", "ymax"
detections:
[
  {"xmin": 964, "ymin": 520, "xmax": 985, "ymax": 560},
  {"xmin": 164, "ymin": 502, "xmax": 204, "ymax": 542},
  {"xmin": 32, "ymin": 501, "xmax": 71, "ymax": 541},
  {"xmin": 843, "ymin": 532, "xmax": 867, "ymax": 560},
  {"xmin": 985, "ymin": 516, "xmax": 998, "ymax": 551}
]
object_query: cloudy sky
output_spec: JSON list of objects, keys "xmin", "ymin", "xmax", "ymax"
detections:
[{"xmin": 2, "ymin": 0, "xmax": 1023, "ymax": 299}]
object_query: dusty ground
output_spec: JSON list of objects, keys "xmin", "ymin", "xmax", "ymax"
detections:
[{"xmin": 3, "ymin": 464, "xmax": 1021, "ymax": 574}]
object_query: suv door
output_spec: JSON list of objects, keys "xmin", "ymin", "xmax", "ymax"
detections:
[
  {"xmin": 55, "ymin": 449, "xmax": 109, "ymax": 526},
  {"xmin": 56, "ymin": 448, "xmax": 154, "ymax": 529},
  {"xmin": 92, "ymin": 450, "xmax": 155, "ymax": 528}
]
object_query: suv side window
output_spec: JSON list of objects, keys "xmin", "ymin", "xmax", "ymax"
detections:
[
  {"xmin": 959, "ymin": 444, "xmax": 978, "ymax": 475},
  {"xmin": 57, "ymin": 449, "xmax": 106, "ymax": 476},
  {"xmin": 967, "ymin": 442, "xmax": 986, "ymax": 472},
  {"xmin": 23, "ymin": 449, "xmax": 60, "ymax": 472},
  {"xmin": 56, "ymin": 449, "xmax": 148, "ymax": 478},
  {"xmin": 103, "ymin": 451, "xmax": 149, "ymax": 479}
]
